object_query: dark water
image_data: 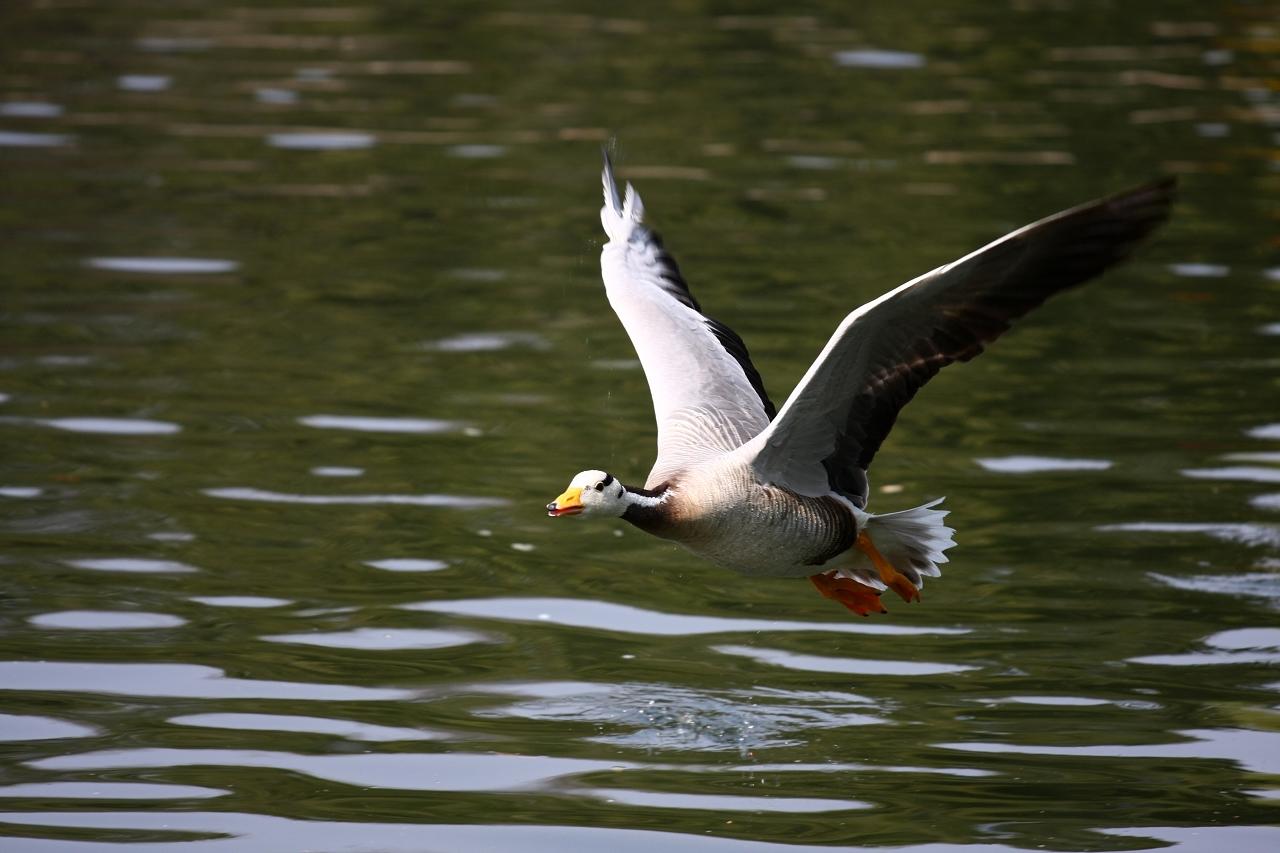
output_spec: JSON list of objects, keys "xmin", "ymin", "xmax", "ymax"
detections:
[{"xmin": 2, "ymin": 2, "xmax": 1279, "ymax": 850}]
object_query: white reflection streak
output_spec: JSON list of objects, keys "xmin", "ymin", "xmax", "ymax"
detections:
[
  {"xmin": 976, "ymin": 455, "xmax": 1112, "ymax": 473},
  {"xmin": 298, "ymin": 414, "xmax": 463, "ymax": 433},
  {"xmin": 27, "ymin": 749, "xmax": 636, "ymax": 793},
  {"xmin": 203, "ymin": 487, "xmax": 507, "ymax": 508},
  {"xmin": 713, "ymin": 644, "xmax": 977, "ymax": 676},
  {"xmin": 937, "ymin": 727, "xmax": 1280, "ymax": 775},
  {"xmin": 404, "ymin": 597, "xmax": 968, "ymax": 637},
  {"xmin": 0, "ymin": 812, "xmax": 869, "ymax": 853},
  {"xmin": 1096, "ymin": 522, "xmax": 1280, "ymax": 548},
  {"xmin": 0, "ymin": 661, "xmax": 411, "ymax": 701}
]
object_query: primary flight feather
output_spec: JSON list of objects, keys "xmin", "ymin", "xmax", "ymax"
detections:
[{"xmin": 549, "ymin": 152, "xmax": 1174, "ymax": 616}]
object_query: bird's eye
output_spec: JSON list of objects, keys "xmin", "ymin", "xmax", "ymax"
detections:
[{"xmin": 594, "ymin": 482, "xmax": 604, "ymax": 491}]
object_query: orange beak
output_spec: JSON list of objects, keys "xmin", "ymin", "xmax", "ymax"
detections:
[{"xmin": 546, "ymin": 486, "xmax": 584, "ymax": 517}]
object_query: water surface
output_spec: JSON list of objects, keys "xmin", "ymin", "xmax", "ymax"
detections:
[{"xmin": 2, "ymin": 1, "xmax": 1278, "ymax": 850}]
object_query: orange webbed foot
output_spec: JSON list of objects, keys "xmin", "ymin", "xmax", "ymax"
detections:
[
  {"xmin": 855, "ymin": 531, "xmax": 921, "ymax": 604},
  {"xmin": 809, "ymin": 572, "xmax": 888, "ymax": 617}
]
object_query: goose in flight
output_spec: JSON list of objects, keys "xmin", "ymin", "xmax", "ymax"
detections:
[{"xmin": 548, "ymin": 152, "xmax": 1174, "ymax": 616}]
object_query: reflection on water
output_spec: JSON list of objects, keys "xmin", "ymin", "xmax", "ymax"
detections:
[
  {"xmin": 3, "ymin": 0, "xmax": 1279, "ymax": 849},
  {"xmin": 297, "ymin": 414, "xmax": 463, "ymax": 433},
  {"xmin": 938, "ymin": 727, "xmax": 1280, "ymax": 776},
  {"xmin": 29, "ymin": 749, "xmax": 636, "ymax": 794},
  {"xmin": 0, "ymin": 130, "xmax": 73, "ymax": 147},
  {"xmin": 29, "ymin": 610, "xmax": 187, "ymax": 630},
  {"xmin": 0, "ymin": 715, "xmax": 96, "ymax": 742},
  {"xmin": 203, "ymin": 486, "xmax": 507, "ymax": 507},
  {"xmin": 65, "ymin": 557, "xmax": 198, "ymax": 573},
  {"xmin": 168, "ymin": 713, "xmax": 445, "ymax": 742},
  {"xmin": 36, "ymin": 417, "xmax": 181, "ymax": 435},
  {"xmin": 0, "ymin": 812, "xmax": 904, "ymax": 853},
  {"xmin": 405, "ymin": 596, "xmax": 967, "ymax": 636},
  {"xmin": 580, "ymin": 788, "xmax": 868, "ymax": 812},
  {"xmin": 266, "ymin": 131, "xmax": 376, "ymax": 150},
  {"xmin": 0, "ymin": 662, "xmax": 411, "ymax": 701},
  {"xmin": 975, "ymin": 455, "xmax": 1113, "ymax": 473},
  {"xmin": 262, "ymin": 626, "xmax": 489, "ymax": 651},
  {"xmin": 0, "ymin": 782, "xmax": 227, "ymax": 800},
  {"xmin": 85, "ymin": 257, "xmax": 239, "ymax": 274},
  {"xmin": 713, "ymin": 644, "xmax": 977, "ymax": 676}
]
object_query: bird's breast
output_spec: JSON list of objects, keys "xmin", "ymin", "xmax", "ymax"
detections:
[{"xmin": 659, "ymin": 468, "xmax": 857, "ymax": 577}]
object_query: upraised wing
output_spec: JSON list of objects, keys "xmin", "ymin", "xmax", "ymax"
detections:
[
  {"xmin": 599, "ymin": 153, "xmax": 775, "ymax": 488},
  {"xmin": 742, "ymin": 177, "xmax": 1176, "ymax": 507}
]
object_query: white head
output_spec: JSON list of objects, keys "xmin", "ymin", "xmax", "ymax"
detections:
[{"xmin": 546, "ymin": 469, "xmax": 628, "ymax": 518}]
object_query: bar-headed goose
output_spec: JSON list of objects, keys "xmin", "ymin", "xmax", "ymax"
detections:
[{"xmin": 549, "ymin": 152, "xmax": 1174, "ymax": 616}]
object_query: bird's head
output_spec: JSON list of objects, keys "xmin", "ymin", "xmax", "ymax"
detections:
[{"xmin": 547, "ymin": 469, "xmax": 627, "ymax": 518}]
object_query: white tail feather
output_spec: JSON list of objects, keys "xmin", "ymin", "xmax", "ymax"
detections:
[{"xmin": 837, "ymin": 499, "xmax": 955, "ymax": 590}]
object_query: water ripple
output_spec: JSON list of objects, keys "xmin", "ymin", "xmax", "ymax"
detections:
[
  {"xmin": 27, "ymin": 749, "xmax": 634, "ymax": 793},
  {"xmin": 476, "ymin": 682, "xmax": 882, "ymax": 752},
  {"xmin": 1097, "ymin": 522, "xmax": 1280, "ymax": 548},
  {"xmin": 1182, "ymin": 466, "xmax": 1280, "ymax": 484},
  {"xmin": 190, "ymin": 596, "xmax": 292, "ymax": 608},
  {"xmin": 267, "ymin": 132, "xmax": 376, "ymax": 150},
  {"xmin": 404, "ymin": 597, "xmax": 968, "ymax": 637},
  {"xmin": 578, "ymin": 788, "xmax": 868, "ymax": 812},
  {"xmin": 364, "ymin": 558, "xmax": 448, "ymax": 572},
  {"xmin": 0, "ymin": 486, "xmax": 42, "ymax": 498},
  {"xmin": 30, "ymin": 611, "xmax": 186, "ymax": 630},
  {"xmin": 1150, "ymin": 572, "xmax": 1280, "ymax": 604},
  {"xmin": 204, "ymin": 487, "xmax": 507, "ymax": 508},
  {"xmin": 0, "ymin": 102, "xmax": 63, "ymax": 117},
  {"xmin": 0, "ymin": 661, "xmax": 411, "ymax": 701},
  {"xmin": 833, "ymin": 49, "xmax": 926, "ymax": 69},
  {"xmin": 937, "ymin": 727, "xmax": 1280, "ymax": 775},
  {"xmin": 0, "ymin": 713, "xmax": 96, "ymax": 741},
  {"xmin": 976, "ymin": 455, "xmax": 1112, "ymax": 473},
  {"xmin": 0, "ymin": 812, "xmax": 890, "ymax": 852},
  {"xmin": 298, "ymin": 414, "xmax": 463, "ymax": 434},
  {"xmin": 713, "ymin": 644, "xmax": 977, "ymax": 676},
  {"xmin": 1167, "ymin": 262, "xmax": 1230, "ymax": 278},
  {"xmin": 1130, "ymin": 628, "xmax": 1280, "ymax": 666},
  {"xmin": 0, "ymin": 130, "xmax": 73, "ymax": 147},
  {"xmin": 168, "ymin": 713, "xmax": 444, "ymax": 742},
  {"xmin": 262, "ymin": 627, "xmax": 488, "ymax": 651},
  {"xmin": 422, "ymin": 331, "xmax": 548, "ymax": 352},
  {"xmin": 116, "ymin": 74, "xmax": 171, "ymax": 91},
  {"xmin": 40, "ymin": 417, "xmax": 180, "ymax": 435},
  {"xmin": 0, "ymin": 782, "xmax": 226, "ymax": 800},
  {"xmin": 66, "ymin": 557, "xmax": 198, "ymax": 574},
  {"xmin": 85, "ymin": 257, "xmax": 238, "ymax": 274}
]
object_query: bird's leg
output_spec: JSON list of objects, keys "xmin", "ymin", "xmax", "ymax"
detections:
[
  {"xmin": 855, "ymin": 531, "xmax": 921, "ymax": 603},
  {"xmin": 809, "ymin": 572, "xmax": 887, "ymax": 617}
]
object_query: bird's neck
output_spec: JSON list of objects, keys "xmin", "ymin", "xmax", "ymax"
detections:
[{"xmin": 621, "ymin": 482, "xmax": 672, "ymax": 533}]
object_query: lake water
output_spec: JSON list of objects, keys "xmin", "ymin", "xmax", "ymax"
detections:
[{"xmin": 2, "ymin": 2, "xmax": 1278, "ymax": 851}]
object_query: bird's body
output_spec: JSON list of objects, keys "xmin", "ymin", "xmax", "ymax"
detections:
[
  {"xmin": 618, "ymin": 462, "xmax": 857, "ymax": 578},
  {"xmin": 549, "ymin": 152, "xmax": 1174, "ymax": 616}
]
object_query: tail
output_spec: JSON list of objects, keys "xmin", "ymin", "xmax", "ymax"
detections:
[
  {"xmin": 601, "ymin": 148, "xmax": 645, "ymax": 243},
  {"xmin": 836, "ymin": 499, "xmax": 955, "ymax": 591}
]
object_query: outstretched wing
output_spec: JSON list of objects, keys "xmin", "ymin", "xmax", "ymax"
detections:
[
  {"xmin": 599, "ymin": 152, "xmax": 775, "ymax": 488},
  {"xmin": 742, "ymin": 177, "xmax": 1177, "ymax": 507}
]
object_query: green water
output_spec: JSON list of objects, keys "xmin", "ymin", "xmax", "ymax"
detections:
[{"xmin": 2, "ymin": 1, "xmax": 1278, "ymax": 850}]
